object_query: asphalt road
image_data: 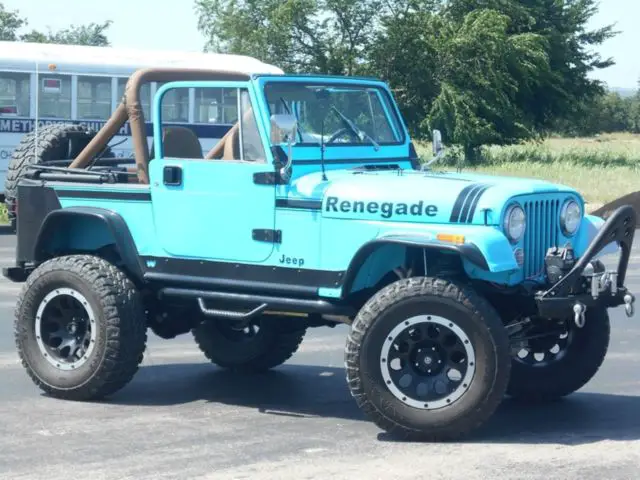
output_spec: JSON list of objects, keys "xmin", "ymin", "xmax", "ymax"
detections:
[{"xmin": 1, "ymin": 232, "xmax": 639, "ymax": 480}]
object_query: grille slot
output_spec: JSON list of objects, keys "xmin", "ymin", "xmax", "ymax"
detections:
[{"xmin": 523, "ymin": 198, "xmax": 561, "ymax": 278}]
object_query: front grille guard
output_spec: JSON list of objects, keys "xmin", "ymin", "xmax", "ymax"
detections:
[{"xmin": 535, "ymin": 205, "xmax": 637, "ymax": 320}]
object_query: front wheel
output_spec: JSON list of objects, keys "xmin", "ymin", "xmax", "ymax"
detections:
[
  {"xmin": 345, "ymin": 277, "xmax": 511, "ymax": 441},
  {"xmin": 506, "ymin": 308, "xmax": 610, "ymax": 401}
]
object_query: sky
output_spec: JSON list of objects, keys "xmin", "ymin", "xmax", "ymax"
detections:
[{"xmin": 4, "ymin": 0, "xmax": 639, "ymax": 89}]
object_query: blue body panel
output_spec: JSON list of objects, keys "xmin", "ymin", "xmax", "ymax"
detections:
[
  {"xmin": 45, "ymin": 75, "xmax": 613, "ymax": 301},
  {"xmin": 148, "ymin": 158, "xmax": 276, "ymax": 262},
  {"xmin": 53, "ymin": 185, "xmax": 156, "ymax": 253}
]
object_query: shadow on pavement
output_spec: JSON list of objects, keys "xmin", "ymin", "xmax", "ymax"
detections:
[
  {"xmin": 109, "ymin": 362, "xmax": 640, "ymax": 445},
  {"xmin": 111, "ymin": 362, "xmax": 363, "ymax": 420}
]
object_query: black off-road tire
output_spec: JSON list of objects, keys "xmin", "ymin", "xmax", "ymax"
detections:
[
  {"xmin": 4, "ymin": 124, "xmax": 111, "ymax": 231},
  {"xmin": 506, "ymin": 308, "xmax": 610, "ymax": 402},
  {"xmin": 14, "ymin": 255, "xmax": 148, "ymax": 401},
  {"xmin": 192, "ymin": 316, "xmax": 306, "ymax": 372},
  {"xmin": 345, "ymin": 276, "xmax": 511, "ymax": 441}
]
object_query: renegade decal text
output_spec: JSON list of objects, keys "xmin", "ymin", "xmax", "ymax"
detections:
[{"xmin": 325, "ymin": 197, "xmax": 438, "ymax": 219}]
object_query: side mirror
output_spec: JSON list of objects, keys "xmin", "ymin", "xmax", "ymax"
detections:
[
  {"xmin": 270, "ymin": 114, "xmax": 298, "ymax": 181},
  {"xmin": 432, "ymin": 129, "xmax": 443, "ymax": 155},
  {"xmin": 422, "ymin": 129, "xmax": 446, "ymax": 170}
]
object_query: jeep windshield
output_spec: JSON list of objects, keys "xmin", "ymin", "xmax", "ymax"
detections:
[{"xmin": 263, "ymin": 82, "xmax": 405, "ymax": 147}]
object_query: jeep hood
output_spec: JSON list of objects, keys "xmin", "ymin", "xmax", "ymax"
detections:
[{"xmin": 288, "ymin": 169, "xmax": 580, "ymax": 225}]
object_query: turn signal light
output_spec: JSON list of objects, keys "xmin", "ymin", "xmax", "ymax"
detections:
[{"xmin": 436, "ymin": 233, "xmax": 465, "ymax": 244}]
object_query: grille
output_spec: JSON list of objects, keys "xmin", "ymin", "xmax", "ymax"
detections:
[{"xmin": 522, "ymin": 198, "xmax": 561, "ymax": 278}]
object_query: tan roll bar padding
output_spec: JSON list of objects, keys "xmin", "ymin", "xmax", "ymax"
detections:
[
  {"xmin": 68, "ymin": 67, "xmax": 250, "ymax": 184},
  {"xmin": 205, "ymin": 105, "xmax": 260, "ymax": 161},
  {"xmin": 68, "ymin": 103, "xmax": 128, "ymax": 169},
  {"xmin": 205, "ymin": 124, "xmax": 238, "ymax": 159}
]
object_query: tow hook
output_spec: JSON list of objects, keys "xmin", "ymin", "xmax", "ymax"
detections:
[
  {"xmin": 573, "ymin": 302, "xmax": 586, "ymax": 328},
  {"xmin": 624, "ymin": 293, "xmax": 635, "ymax": 318}
]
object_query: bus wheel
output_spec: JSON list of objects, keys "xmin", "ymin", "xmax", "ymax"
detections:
[{"xmin": 4, "ymin": 124, "xmax": 112, "ymax": 232}]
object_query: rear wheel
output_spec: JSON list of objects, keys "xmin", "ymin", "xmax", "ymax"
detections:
[
  {"xmin": 4, "ymin": 124, "xmax": 111, "ymax": 231},
  {"xmin": 14, "ymin": 255, "xmax": 147, "ymax": 400},
  {"xmin": 506, "ymin": 308, "xmax": 610, "ymax": 401},
  {"xmin": 345, "ymin": 277, "xmax": 511, "ymax": 441},
  {"xmin": 192, "ymin": 315, "xmax": 306, "ymax": 372}
]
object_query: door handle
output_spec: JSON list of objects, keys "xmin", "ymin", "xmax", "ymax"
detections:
[{"xmin": 163, "ymin": 165, "xmax": 182, "ymax": 186}]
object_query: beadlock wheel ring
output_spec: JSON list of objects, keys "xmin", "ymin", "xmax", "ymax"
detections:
[
  {"xmin": 380, "ymin": 315, "xmax": 476, "ymax": 410},
  {"xmin": 34, "ymin": 288, "xmax": 97, "ymax": 371}
]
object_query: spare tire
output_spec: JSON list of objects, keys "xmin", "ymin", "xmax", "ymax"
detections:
[{"xmin": 4, "ymin": 123, "xmax": 112, "ymax": 231}]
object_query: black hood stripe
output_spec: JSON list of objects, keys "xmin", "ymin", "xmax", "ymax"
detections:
[
  {"xmin": 449, "ymin": 184, "xmax": 479, "ymax": 222},
  {"xmin": 461, "ymin": 185, "xmax": 490, "ymax": 223},
  {"xmin": 450, "ymin": 183, "xmax": 492, "ymax": 223},
  {"xmin": 457, "ymin": 184, "xmax": 486, "ymax": 222}
]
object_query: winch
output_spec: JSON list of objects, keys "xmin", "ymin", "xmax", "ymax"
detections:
[{"xmin": 544, "ymin": 244, "xmax": 576, "ymax": 284}]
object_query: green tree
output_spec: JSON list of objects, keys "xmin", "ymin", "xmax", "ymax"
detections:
[
  {"xmin": 0, "ymin": 3, "xmax": 25, "ymax": 40},
  {"xmin": 20, "ymin": 21, "xmax": 113, "ymax": 46},
  {"xmin": 0, "ymin": 1, "xmax": 112, "ymax": 46},
  {"xmin": 195, "ymin": 0, "xmax": 385, "ymax": 75},
  {"xmin": 443, "ymin": 0, "xmax": 616, "ymax": 135},
  {"xmin": 424, "ymin": 10, "xmax": 549, "ymax": 162}
]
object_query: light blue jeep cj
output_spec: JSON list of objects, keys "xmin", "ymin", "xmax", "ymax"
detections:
[{"xmin": 3, "ymin": 66, "xmax": 637, "ymax": 441}]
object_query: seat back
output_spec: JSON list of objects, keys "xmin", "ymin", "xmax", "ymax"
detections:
[{"xmin": 150, "ymin": 126, "xmax": 203, "ymax": 160}]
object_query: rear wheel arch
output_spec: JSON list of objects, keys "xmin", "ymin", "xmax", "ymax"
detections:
[{"xmin": 34, "ymin": 207, "xmax": 144, "ymax": 285}]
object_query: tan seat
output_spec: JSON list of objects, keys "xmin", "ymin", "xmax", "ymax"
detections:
[{"xmin": 150, "ymin": 126, "xmax": 203, "ymax": 159}]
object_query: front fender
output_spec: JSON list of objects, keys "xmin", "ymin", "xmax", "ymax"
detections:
[
  {"xmin": 373, "ymin": 225, "xmax": 520, "ymax": 273},
  {"xmin": 341, "ymin": 224, "xmax": 519, "ymax": 296}
]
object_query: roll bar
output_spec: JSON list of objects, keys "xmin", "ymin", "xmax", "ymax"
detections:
[{"xmin": 68, "ymin": 68, "xmax": 250, "ymax": 184}]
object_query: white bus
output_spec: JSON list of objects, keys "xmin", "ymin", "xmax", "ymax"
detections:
[{"xmin": 0, "ymin": 41, "xmax": 283, "ymax": 195}]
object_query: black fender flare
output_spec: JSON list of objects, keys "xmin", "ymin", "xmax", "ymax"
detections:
[
  {"xmin": 33, "ymin": 206, "xmax": 145, "ymax": 284},
  {"xmin": 340, "ymin": 236, "xmax": 490, "ymax": 297}
]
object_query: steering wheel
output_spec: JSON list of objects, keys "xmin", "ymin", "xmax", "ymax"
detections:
[{"xmin": 327, "ymin": 127, "xmax": 361, "ymax": 143}]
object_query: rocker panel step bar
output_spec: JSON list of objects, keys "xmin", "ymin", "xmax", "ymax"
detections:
[{"xmin": 159, "ymin": 287, "xmax": 356, "ymax": 318}]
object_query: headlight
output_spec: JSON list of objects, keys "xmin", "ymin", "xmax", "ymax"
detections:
[
  {"xmin": 504, "ymin": 204, "xmax": 526, "ymax": 243},
  {"xmin": 560, "ymin": 200, "xmax": 581, "ymax": 236}
]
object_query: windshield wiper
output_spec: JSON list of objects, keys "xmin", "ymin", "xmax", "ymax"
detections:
[{"xmin": 330, "ymin": 106, "xmax": 380, "ymax": 151}]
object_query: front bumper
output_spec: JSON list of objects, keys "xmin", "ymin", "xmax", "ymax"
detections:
[{"xmin": 535, "ymin": 204, "xmax": 636, "ymax": 320}]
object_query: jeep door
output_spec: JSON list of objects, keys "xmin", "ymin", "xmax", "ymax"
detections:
[{"xmin": 148, "ymin": 80, "xmax": 276, "ymax": 263}]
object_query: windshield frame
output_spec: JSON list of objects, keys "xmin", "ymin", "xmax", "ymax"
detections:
[{"xmin": 256, "ymin": 76, "xmax": 408, "ymax": 148}]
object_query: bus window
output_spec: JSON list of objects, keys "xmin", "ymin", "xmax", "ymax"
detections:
[
  {"xmin": 194, "ymin": 87, "xmax": 221, "ymax": 123},
  {"xmin": 157, "ymin": 82, "xmax": 188, "ymax": 123},
  {"xmin": 38, "ymin": 74, "xmax": 71, "ymax": 119},
  {"xmin": 117, "ymin": 78, "xmax": 151, "ymax": 119},
  {"xmin": 78, "ymin": 76, "xmax": 111, "ymax": 120},
  {"xmin": 194, "ymin": 87, "xmax": 237, "ymax": 124},
  {"xmin": 0, "ymin": 72, "xmax": 30, "ymax": 117}
]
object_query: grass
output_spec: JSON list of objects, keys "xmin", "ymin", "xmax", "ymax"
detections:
[
  {"xmin": 415, "ymin": 132, "xmax": 640, "ymax": 212},
  {"xmin": 0, "ymin": 203, "xmax": 7, "ymax": 225}
]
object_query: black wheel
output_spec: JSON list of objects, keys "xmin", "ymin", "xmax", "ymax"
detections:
[
  {"xmin": 192, "ymin": 315, "xmax": 306, "ymax": 372},
  {"xmin": 345, "ymin": 276, "xmax": 511, "ymax": 441},
  {"xmin": 506, "ymin": 308, "xmax": 610, "ymax": 401},
  {"xmin": 14, "ymin": 255, "xmax": 147, "ymax": 400},
  {"xmin": 4, "ymin": 124, "xmax": 111, "ymax": 231}
]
